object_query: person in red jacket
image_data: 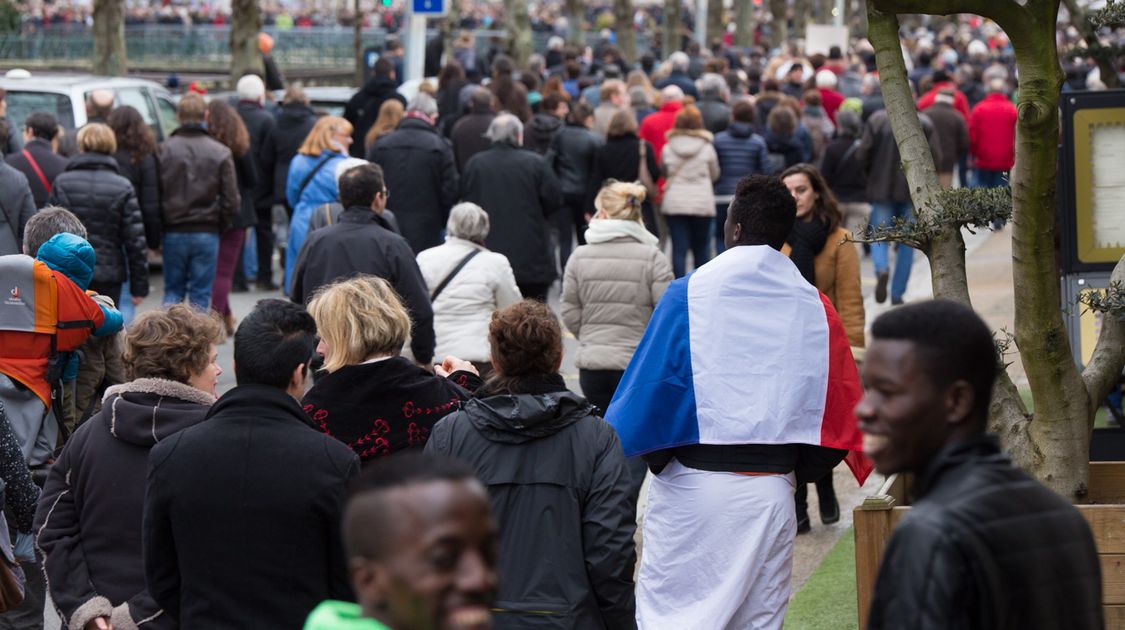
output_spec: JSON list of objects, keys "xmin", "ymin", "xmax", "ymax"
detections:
[
  {"xmin": 639, "ymin": 85, "xmax": 685, "ymax": 167},
  {"xmin": 969, "ymin": 78, "xmax": 1018, "ymax": 189},
  {"xmin": 917, "ymin": 70, "xmax": 970, "ymax": 121},
  {"xmin": 815, "ymin": 69, "xmax": 845, "ymax": 124}
]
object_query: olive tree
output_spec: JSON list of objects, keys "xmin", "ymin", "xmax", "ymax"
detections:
[
  {"xmin": 92, "ymin": 0, "xmax": 126, "ymax": 76},
  {"xmin": 864, "ymin": 0, "xmax": 1125, "ymax": 500}
]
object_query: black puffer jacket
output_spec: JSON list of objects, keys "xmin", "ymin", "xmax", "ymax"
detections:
[
  {"xmin": 524, "ymin": 113, "xmax": 564, "ymax": 155},
  {"xmin": 343, "ymin": 76, "xmax": 407, "ymax": 158},
  {"xmin": 112, "ymin": 150, "xmax": 162, "ymax": 248},
  {"xmin": 48, "ymin": 153, "xmax": 149, "ymax": 296},
  {"xmin": 367, "ymin": 117, "xmax": 458, "ymax": 253},
  {"xmin": 237, "ymin": 101, "xmax": 277, "ymax": 212},
  {"xmin": 460, "ymin": 142, "xmax": 561, "ymax": 286},
  {"xmin": 426, "ymin": 376, "xmax": 636, "ymax": 630},
  {"xmin": 35, "ymin": 378, "xmax": 213, "ymax": 630},
  {"xmin": 265, "ymin": 102, "xmax": 318, "ymax": 207},
  {"xmin": 868, "ymin": 435, "xmax": 1103, "ymax": 630},
  {"xmin": 552, "ymin": 122, "xmax": 601, "ymax": 197}
]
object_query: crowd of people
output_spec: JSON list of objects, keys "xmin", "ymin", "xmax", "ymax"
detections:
[{"xmin": 0, "ymin": 9, "xmax": 1117, "ymax": 630}]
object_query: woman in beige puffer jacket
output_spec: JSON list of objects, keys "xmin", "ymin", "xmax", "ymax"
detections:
[
  {"xmin": 661, "ymin": 105, "xmax": 720, "ymax": 277},
  {"xmin": 561, "ymin": 180, "xmax": 673, "ymax": 506}
]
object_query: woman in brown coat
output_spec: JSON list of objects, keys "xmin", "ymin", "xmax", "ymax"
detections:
[{"xmin": 780, "ymin": 162, "xmax": 865, "ymax": 535}]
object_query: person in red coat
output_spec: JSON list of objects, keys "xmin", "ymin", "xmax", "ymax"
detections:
[
  {"xmin": 968, "ymin": 79, "xmax": 1017, "ymax": 188},
  {"xmin": 639, "ymin": 86, "xmax": 685, "ymax": 167},
  {"xmin": 917, "ymin": 70, "xmax": 970, "ymax": 121},
  {"xmin": 815, "ymin": 70, "xmax": 845, "ymax": 124}
]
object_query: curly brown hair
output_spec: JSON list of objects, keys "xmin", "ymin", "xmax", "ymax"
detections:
[
  {"xmin": 205, "ymin": 99, "xmax": 250, "ymax": 157},
  {"xmin": 123, "ymin": 305, "xmax": 225, "ymax": 383},
  {"xmin": 487, "ymin": 300, "xmax": 562, "ymax": 391},
  {"xmin": 107, "ymin": 106, "xmax": 157, "ymax": 165}
]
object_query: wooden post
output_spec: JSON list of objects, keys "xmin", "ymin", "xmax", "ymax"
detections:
[{"xmin": 854, "ymin": 474, "xmax": 909, "ymax": 627}]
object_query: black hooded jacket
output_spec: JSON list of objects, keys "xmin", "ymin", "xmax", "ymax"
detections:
[
  {"xmin": 343, "ymin": 76, "xmax": 407, "ymax": 158},
  {"xmin": 35, "ymin": 378, "xmax": 214, "ymax": 630},
  {"xmin": 868, "ymin": 435, "xmax": 1103, "ymax": 630},
  {"xmin": 426, "ymin": 377, "xmax": 637, "ymax": 630},
  {"xmin": 265, "ymin": 102, "xmax": 318, "ymax": 207}
]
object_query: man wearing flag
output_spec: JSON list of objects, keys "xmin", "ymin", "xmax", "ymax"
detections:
[{"xmin": 606, "ymin": 175, "xmax": 871, "ymax": 629}]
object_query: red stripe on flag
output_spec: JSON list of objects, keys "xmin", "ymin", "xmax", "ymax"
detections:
[{"xmin": 818, "ymin": 292, "xmax": 873, "ymax": 485}]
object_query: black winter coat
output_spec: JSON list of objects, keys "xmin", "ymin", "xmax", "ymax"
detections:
[
  {"xmin": 290, "ymin": 207, "xmax": 436, "ymax": 363},
  {"xmin": 111, "ymin": 150, "xmax": 162, "ymax": 248},
  {"xmin": 35, "ymin": 378, "xmax": 212, "ymax": 630},
  {"xmin": 368, "ymin": 117, "xmax": 459, "ymax": 253},
  {"xmin": 451, "ymin": 109, "xmax": 496, "ymax": 173},
  {"xmin": 524, "ymin": 113, "xmax": 564, "ymax": 155},
  {"xmin": 144, "ymin": 385, "xmax": 360, "ymax": 630},
  {"xmin": 0, "ymin": 160, "xmax": 35, "ymax": 256},
  {"xmin": 343, "ymin": 76, "xmax": 407, "ymax": 158},
  {"xmin": 588, "ymin": 134, "xmax": 660, "ymax": 223},
  {"xmin": 301, "ymin": 357, "xmax": 480, "ymax": 461},
  {"xmin": 48, "ymin": 153, "xmax": 150, "ymax": 295},
  {"xmin": 230, "ymin": 150, "xmax": 259, "ymax": 229},
  {"xmin": 868, "ymin": 435, "xmax": 1103, "ymax": 630},
  {"xmin": 6, "ymin": 137, "xmax": 68, "ymax": 208},
  {"xmin": 552, "ymin": 123, "xmax": 601, "ymax": 197},
  {"xmin": 819, "ymin": 134, "xmax": 866, "ymax": 203},
  {"xmin": 237, "ymin": 101, "xmax": 278, "ymax": 212},
  {"xmin": 426, "ymin": 378, "xmax": 636, "ymax": 630},
  {"xmin": 265, "ymin": 102, "xmax": 318, "ymax": 207},
  {"xmin": 697, "ymin": 96, "xmax": 731, "ymax": 135},
  {"xmin": 460, "ymin": 142, "xmax": 561, "ymax": 286}
]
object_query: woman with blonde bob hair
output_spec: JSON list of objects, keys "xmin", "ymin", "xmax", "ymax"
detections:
[
  {"xmin": 284, "ymin": 116, "xmax": 354, "ymax": 290},
  {"xmin": 300, "ymin": 275, "xmax": 482, "ymax": 461},
  {"xmin": 35, "ymin": 305, "xmax": 223, "ymax": 630},
  {"xmin": 561, "ymin": 180, "xmax": 672, "ymax": 507}
]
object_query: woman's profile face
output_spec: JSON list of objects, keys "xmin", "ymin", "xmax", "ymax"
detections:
[
  {"xmin": 783, "ymin": 173, "xmax": 818, "ymax": 222},
  {"xmin": 316, "ymin": 337, "xmax": 332, "ymax": 364},
  {"xmin": 187, "ymin": 343, "xmax": 222, "ymax": 399}
]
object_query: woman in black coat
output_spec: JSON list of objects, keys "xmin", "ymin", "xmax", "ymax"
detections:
[
  {"xmin": 301, "ymin": 276, "xmax": 481, "ymax": 462},
  {"xmin": 107, "ymin": 106, "xmax": 161, "ymax": 252},
  {"xmin": 47, "ymin": 123, "xmax": 148, "ymax": 306},
  {"xmin": 426, "ymin": 300, "xmax": 636, "ymax": 630},
  {"xmin": 588, "ymin": 109, "xmax": 661, "ymax": 238}
]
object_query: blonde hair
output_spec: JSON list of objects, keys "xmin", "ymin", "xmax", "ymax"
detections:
[
  {"xmin": 364, "ymin": 100, "xmax": 404, "ymax": 153},
  {"xmin": 77, "ymin": 122, "xmax": 117, "ymax": 155},
  {"xmin": 594, "ymin": 181, "xmax": 647, "ymax": 222},
  {"xmin": 307, "ymin": 276, "xmax": 411, "ymax": 373},
  {"xmin": 298, "ymin": 116, "xmax": 353, "ymax": 157}
]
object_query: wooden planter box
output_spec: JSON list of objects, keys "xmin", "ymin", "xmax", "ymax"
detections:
[{"xmin": 854, "ymin": 462, "xmax": 1125, "ymax": 628}]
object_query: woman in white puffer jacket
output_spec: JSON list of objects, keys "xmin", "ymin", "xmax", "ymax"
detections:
[
  {"xmin": 561, "ymin": 180, "xmax": 673, "ymax": 507},
  {"xmin": 417, "ymin": 203, "xmax": 522, "ymax": 373}
]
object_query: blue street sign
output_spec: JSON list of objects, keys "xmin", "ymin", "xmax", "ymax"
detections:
[{"xmin": 412, "ymin": 0, "xmax": 445, "ymax": 15}]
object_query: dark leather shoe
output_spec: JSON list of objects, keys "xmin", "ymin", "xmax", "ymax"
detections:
[
  {"xmin": 819, "ymin": 494, "xmax": 840, "ymax": 525},
  {"xmin": 796, "ymin": 506, "xmax": 811, "ymax": 534},
  {"xmin": 875, "ymin": 271, "xmax": 889, "ymax": 304}
]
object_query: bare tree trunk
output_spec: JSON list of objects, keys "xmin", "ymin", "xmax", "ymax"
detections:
[
  {"xmin": 354, "ymin": 0, "xmax": 364, "ymax": 87},
  {"xmin": 769, "ymin": 0, "xmax": 788, "ymax": 49},
  {"xmin": 614, "ymin": 0, "xmax": 636, "ymax": 64},
  {"xmin": 1060, "ymin": 0, "xmax": 1120, "ymax": 89},
  {"xmin": 735, "ymin": 0, "xmax": 755, "ymax": 48},
  {"xmin": 504, "ymin": 0, "xmax": 532, "ymax": 68},
  {"xmin": 664, "ymin": 0, "xmax": 682, "ymax": 57},
  {"xmin": 706, "ymin": 0, "xmax": 724, "ymax": 46},
  {"xmin": 793, "ymin": 0, "xmax": 810, "ymax": 39},
  {"xmin": 92, "ymin": 0, "xmax": 126, "ymax": 76},
  {"xmin": 230, "ymin": 0, "xmax": 263, "ymax": 84},
  {"xmin": 565, "ymin": 0, "xmax": 584, "ymax": 48},
  {"xmin": 442, "ymin": 0, "xmax": 461, "ymax": 72}
]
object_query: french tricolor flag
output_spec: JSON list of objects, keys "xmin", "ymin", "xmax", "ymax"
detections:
[{"xmin": 605, "ymin": 245, "xmax": 872, "ymax": 485}]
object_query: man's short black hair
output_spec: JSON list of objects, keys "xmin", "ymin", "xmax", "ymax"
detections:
[
  {"xmin": 871, "ymin": 300, "xmax": 998, "ymax": 422},
  {"xmin": 338, "ymin": 163, "xmax": 386, "ymax": 210},
  {"xmin": 25, "ymin": 112, "xmax": 60, "ymax": 141},
  {"xmin": 233, "ymin": 299, "xmax": 317, "ymax": 388},
  {"xmin": 344, "ymin": 452, "xmax": 479, "ymax": 559},
  {"xmin": 728, "ymin": 175, "xmax": 796, "ymax": 249},
  {"xmin": 932, "ymin": 69, "xmax": 950, "ymax": 84},
  {"xmin": 374, "ymin": 57, "xmax": 395, "ymax": 78}
]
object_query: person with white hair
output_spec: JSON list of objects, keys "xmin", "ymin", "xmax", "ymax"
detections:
[
  {"xmin": 655, "ymin": 51, "xmax": 700, "ymax": 99},
  {"xmin": 416, "ymin": 202, "xmax": 522, "ymax": 374},
  {"xmin": 639, "ymin": 85, "xmax": 685, "ymax": 168},
  {"xmin": 969, "ymin": 77, "xmax": 1018, "ymax": 189},
  {"xmin": 815, "ymin": 69, "xmax": 845, "ymax": 123},
  {"xmin": 460, "ymin": 113, "xmax": 561, "ymax": 302},
  {"xmin": 367, "ymin": 91, "xmax": 458, "ymax": 253},
  {"xmin": 696, "ymin": 73, "xmax": 731, "ymax": 134},
  {"xmin": 235, "ymin": 73, "xmax": 280, "ymax": 290}
]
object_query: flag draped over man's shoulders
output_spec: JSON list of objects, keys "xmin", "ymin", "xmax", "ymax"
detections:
[{"xmin": 605, "ymin": 244, "xmax": 872, "ymax": 484}]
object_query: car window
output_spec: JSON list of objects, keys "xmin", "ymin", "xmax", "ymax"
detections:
[
  {"xmin": 156, "ymin": 96, "xmax": 179, "ymax": 139},
  {"xmin": 310, "ymin": 101, "xmax": 346, "ymax": 117},
  {"xmin": 105, "ymin": 87, "xmax": 157, "ymax": 126},
  {"xmin": 5, "ymin": 91, "xmax": 76, "ymax": 132}
]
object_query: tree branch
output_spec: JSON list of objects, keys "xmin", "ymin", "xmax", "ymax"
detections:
[
  {"xmin": 1082, "ymin": 255, "xmax": 1125, "ymax": 420},
  {"xmin": 872, "ymin": 0, "xmax": 1025, "ymax": 33},
  {"xmin": 1061, "ymin": 0, "xmax": 1122, "ymax": 89}
]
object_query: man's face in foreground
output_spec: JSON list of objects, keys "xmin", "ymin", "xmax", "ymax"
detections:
[{"xmin": 357, "ymin": 479, "xmax": 498, "ymax": 630}]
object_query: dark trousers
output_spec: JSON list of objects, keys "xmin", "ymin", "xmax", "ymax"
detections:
[
  {"xmin": 87, "ymin": 280, "xmax": 121, "ymax": 308},
  {"xmin": 795, "ymin": 475, "xmax": 837, "ymax": 517},
  {"xmin": 0, "ymin": 555, "xmax": 45, "ymax": 629},
  {"xmin": 211, "ymin": 228, "xmax": 245, "ymax": 317},
  {"xmin": 517, "ymin": 282, "xmax": 550, "ymax": 303},
  {"xmin": 666, "ymin": 215, "xmax": 713, "ymax": 277},
  {"xmin": 579, "ymin": 369, "xmax": 647, "ymax": 512},
  {"xmin": 255, "ymin": 206, "xmax": 275, "ymax": 284},
  {"xmin": 556, "ymin": 192, "xmax": 588, "ymax": 271}
]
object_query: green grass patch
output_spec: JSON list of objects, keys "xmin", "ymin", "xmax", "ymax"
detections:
[
  {"xmin": 784, "ymin": 528, "xmax": 858, "ymax": 630},
  {"xmin": 1017, "ymin": 386, "xmax": 1115, "ymax": 429}
]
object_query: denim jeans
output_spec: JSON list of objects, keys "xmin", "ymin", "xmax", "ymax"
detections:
[
  {"xmin": 666, "ymin": 215, "xmax": 713, "ymax": 278},
  {"xmin": 869, "ymin": 202, "xmax": 915, "ymax": 302},
  {"xmin": 162, "ymin": 231, "xmax": 220, "ymax": 311},
  {"xmin": 973, "ymin": 168, "xmax": 1007, "ymax": 189}
]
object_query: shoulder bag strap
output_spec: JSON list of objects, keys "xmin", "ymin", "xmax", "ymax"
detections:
[
  {"xmin": 839, "ymin": 139, "xmax": 862, "ymax": 166},
  {"xmin": 295, "ymin": 155, "xmax": 333, "ymax": 205},
  {"xmin": 430, "ymin": 249, "xmax": 482, "ymax": 302},
  {"xmin": 22, "ymin": 149, "xmax": 52, "ymax": 194}
]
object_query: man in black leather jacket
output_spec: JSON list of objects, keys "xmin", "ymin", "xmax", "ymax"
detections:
[{"xmin": 859, "ymin": 300, "xmax": 1103, "ymax": 630}]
